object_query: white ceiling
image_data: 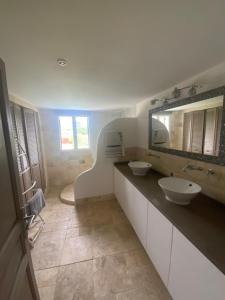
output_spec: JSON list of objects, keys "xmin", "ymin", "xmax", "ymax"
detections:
[{"xmin": 1, "ymin": 1, "xmax": 225, "ymax": 110}]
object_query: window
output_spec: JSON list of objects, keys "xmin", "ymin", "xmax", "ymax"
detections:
[
  {"xmin": 59, "ymin": 115, "xmax": 89, "ymax": 150},
  {"xmin": 59, "ymin": 116, "xmax": 74, "ymax": 150}
]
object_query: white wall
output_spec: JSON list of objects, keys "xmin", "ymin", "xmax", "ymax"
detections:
[
  {"xmin": 88, "ymin": 107, "xmax": 135, "ymax": 158},
  {"xmin": 75, "ymin": 118, "xmax": 137, "ymax": 200}
]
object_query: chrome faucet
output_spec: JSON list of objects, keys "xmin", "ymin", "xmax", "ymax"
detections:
[
  {"xmin": 147, "ymin": 152, "xmax": 160, "ymax": 159},
  {"xmin": 206, "ymin": 169, "xmax": 215, "ymax": 176},
  {"xmin": 182, "ymin": 163, "xmax": 203, "ymax": 172}
]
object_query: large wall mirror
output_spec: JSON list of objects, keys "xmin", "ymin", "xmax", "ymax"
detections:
[{"xmin": 149, "ymin": 86, "xmax": 225, "ymax": 165}]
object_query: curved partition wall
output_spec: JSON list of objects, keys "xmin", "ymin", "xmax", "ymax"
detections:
[{"xmin": 74, "ymin": 118, "xmax": 137, "ymax": 201}]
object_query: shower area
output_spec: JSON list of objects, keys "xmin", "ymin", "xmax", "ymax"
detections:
[
  {"xmin": 38, "ymin": 109, "xmax": 131, "ymax": 205},
  {"xmin": 39, "ymin": 109, "xmax": 94, "ymax": 205}
]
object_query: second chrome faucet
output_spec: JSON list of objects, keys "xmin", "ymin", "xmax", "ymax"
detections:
[
  {"xmin": 182, "ymin": 163, "xmax": 215, "ymax": 176},
  {"xmin": 182, "ymin": 163, "xmax": 203, "ymax": 172}
]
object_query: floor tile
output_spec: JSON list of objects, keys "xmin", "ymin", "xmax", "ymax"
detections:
[
  {"xmin": 88, "ymin": 209, "xmax": 114, "ymax": 226},
  {"xmin": 116, "ymin": 287, "xmax": 170, "ymax": 300},
  {"xmin": 66, "ymin": 225, "xmax": 92, "ymax": 239},
  {"xmin": 92, "ymin": 223, "xmax": 142, "ymax": 257},
  {"xmin": 33, "ymin": 195, "xmax": 171, "ymax": 300},
  {"xmin": 31, "ymin": 231, "xmax": 66, "ymax": 270},
  {"xmin": 112, "ymin": 210, "xmax": 129, "ymax": 225},
  {"xmin": 41, "ymin": 203, "xmax": 74, "ymax": 223},
  {"xmin": 67, "ymin": 206, "xmax": 91, "ymax": 227},
  {"xmin": 42, "ymin": 221, "xmax": 68, "ymax": 233},
  {"xmin": 60, "ymin": 235, "xmax": 93, "ymax": 265},
  {"xmin": 39, "ymin": 285, "xmax": 56, "ymax": 300},
  {"xmin": 93, "ymin": 249, "xmax": 171, "ymax": 300},
  {"xmin": 35, "ymin": 267, "xmax": 59, "ymax": 287},
  {"xmin": 54, "ymin": 260, "xmax": 94, "ymax": 300}
]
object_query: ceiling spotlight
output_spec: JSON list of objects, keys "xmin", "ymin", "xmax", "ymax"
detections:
[{"xmin": 57, "ymin": 58, "xmax": 68, "ymax": 67}]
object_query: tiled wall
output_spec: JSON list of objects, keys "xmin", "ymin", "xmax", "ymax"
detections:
[
  {"xmin": 136, "ymin": 147, "xmax": 225, "ymax": 204},
  {"xmin": 47, "ymin": 153, "xmax": 93, "ymax": 189}
]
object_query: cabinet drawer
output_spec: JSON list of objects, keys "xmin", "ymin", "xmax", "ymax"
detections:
[
  {"xmin": 168, "ymin": 228, "xmax": 225, "ymax": 300},
  {"xmin": 147, "ymin": 202, "xmax": 173, "ymax": 286}
]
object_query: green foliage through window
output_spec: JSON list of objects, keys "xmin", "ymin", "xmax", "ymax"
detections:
[{"xmin": 75, "ymin": 116, "xmax": 89, "ymax": 149}]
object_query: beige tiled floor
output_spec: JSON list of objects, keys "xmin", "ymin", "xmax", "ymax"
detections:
[{"xmin": 31, "ymin": 190, "xmax": 171, "ymax": 300}]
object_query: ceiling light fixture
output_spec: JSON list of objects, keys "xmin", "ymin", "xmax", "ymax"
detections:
[{"xmin": 57, "ymin": 58, "xmax": 68, "ymax": 67}]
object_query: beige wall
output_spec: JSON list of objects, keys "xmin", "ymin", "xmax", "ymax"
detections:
[
  {"xmin": 135, "ymin": 61, "xmax": 225, "ymax": 205},
  {"xmin": 136, "ymin": 148, "xmax": 225, "ymax": 204}
]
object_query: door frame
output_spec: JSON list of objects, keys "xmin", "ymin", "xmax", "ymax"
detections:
[{"xmin": 0, "ymin": 58, "xmax": 40, "ymax": 300}]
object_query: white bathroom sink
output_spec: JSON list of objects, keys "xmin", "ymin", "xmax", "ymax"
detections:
[
  {"xmin": 158, "ymin": 177, "xmax": 201, "ymax": 205},
  {"xmin": 128, "ymin": 161, "xmax": 152, "ymax": 176}
]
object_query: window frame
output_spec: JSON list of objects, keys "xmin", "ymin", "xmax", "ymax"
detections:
[
  {"xmin": 58, "ymin": 114, "xmax": 90, "ymax": 152},
  {"xmin": 74, "ymin": 116, "xmax": 90, "ymax": 150}
]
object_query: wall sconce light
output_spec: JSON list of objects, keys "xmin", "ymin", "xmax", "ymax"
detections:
[
  {"xmin": 150, "ymin": 98, "xmax": 161, "ymax": 105},
  {"xmin": 150, "ymin": 84, "xmax": 199, "ymax": 106}
]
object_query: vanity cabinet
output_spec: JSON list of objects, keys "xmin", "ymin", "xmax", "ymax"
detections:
[
  {"xmin": 168, "ymin": 228, "xmax": 225, "ymax": 300},
  {"xmin": 123, "ymin": 176, "xmax": 134, "ymax": 221},
  {"xmin": 114, "ymin": 168, "xmax": 148, "ymax": 248},
  {"xmin": 131, "ymin": 187, "xmax": 148, "ymax": 248},
  {"xmin": 114, "ymin": 168, "xmax": 133, "ymax": 220},
  {"xmin": 146, "ymin": 202, "xmax": 173, "ymax": 286},
  {"xmin": 114, "ymin": 167, "xmax": 126, "ymax": 211},
  {"xmin": 114, "ymin": 166, "xmax": 225, "ymax": 300}
]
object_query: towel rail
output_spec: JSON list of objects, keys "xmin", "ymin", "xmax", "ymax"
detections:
[
  {"xmin": 18, "ymin": 152, "xmax": 27, "ymax": 157},
  {"xmin": 19, "ymin": 167, "xmax": 31, "ymax": 175},
  {"xmin": 22, "ymin": 181, "xmax": 36, "ymax": 196}
]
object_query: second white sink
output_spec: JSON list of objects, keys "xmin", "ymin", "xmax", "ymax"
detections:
[
  {"xmin": 128, "ymin": 161, "xmax": 152, "ymax": 176},
  {"xmin": 158, "ymin": 177, "xmax": 201, "ymax": 205}
]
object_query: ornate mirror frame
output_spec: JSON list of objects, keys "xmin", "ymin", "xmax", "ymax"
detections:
[{"xmin": 149, "ymin": 85, "xmax": 225, "ymax": 166}]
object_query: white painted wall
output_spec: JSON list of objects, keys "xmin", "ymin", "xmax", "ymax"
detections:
[
  {"xmin": 75, "ymin": 118, "xmax": 137, "ymax": 199},
  {"xmin": 89, "ymin": 107, "xmax": 135, "ymax": 158}
]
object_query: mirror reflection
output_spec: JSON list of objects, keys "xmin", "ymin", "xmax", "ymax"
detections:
[{"xmin": 151, "ymin": 96, "xmax": 223, "ymax": 156}]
